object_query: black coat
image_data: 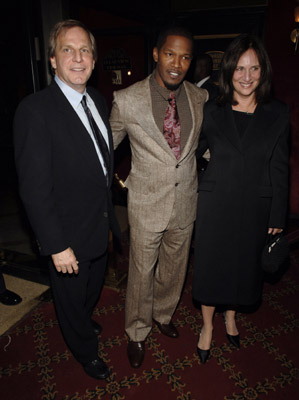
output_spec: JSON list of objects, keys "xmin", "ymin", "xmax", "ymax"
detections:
[
  {"xmin": 201, "ymin": 78, "xmax": 219, "ymax": 101},
  {"xmin": 14, "ymin": 81, "xmax": 120, "ymax": 261},
  {"xmin": 192, "ymin": 99, "xmax": 289, "ymax": 306}
]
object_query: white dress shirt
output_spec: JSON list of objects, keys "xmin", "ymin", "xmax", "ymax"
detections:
[
  {"xmin": 196, "ymin": 75, "xmax": 210, "ymax": 88},
  {"xmin": 54, "ymin": 75, "xmax": 109, "ymax": 176}
]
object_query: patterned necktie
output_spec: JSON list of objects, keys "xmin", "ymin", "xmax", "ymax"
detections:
[
  {"xmin": 81, "ymin": 95, "xmax": 110, "ymax": 183},
  {"xmin": 163, "ymin": 92, "xmax": 181, "ymax": 159}
]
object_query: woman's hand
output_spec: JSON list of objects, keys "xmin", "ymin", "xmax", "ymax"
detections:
[{"xmin": 268, "ymin": 228, "xmax": 283, "ymax": 235}]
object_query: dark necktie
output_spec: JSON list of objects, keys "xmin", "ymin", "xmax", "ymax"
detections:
[
  {"xmin": 163, "ymin": 92, "xmax": 181, "ymax": 159},
  {"xmin": 81, "ymin": 95, "xmax": 110, "ymax": 182}
]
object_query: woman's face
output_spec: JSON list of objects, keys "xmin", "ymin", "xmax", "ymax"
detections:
[{"xmin": 232, "ymin": 48, "xmax": 261, "ymax": 102}]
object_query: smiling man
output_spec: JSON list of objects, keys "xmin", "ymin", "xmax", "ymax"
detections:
[
  {"xmin": 110, "ymin": 25, "xmax": 208, "ymax": 368},
  {"xmin": 13, "ymin": 20, "xmax": 120, "ymax": 379}
]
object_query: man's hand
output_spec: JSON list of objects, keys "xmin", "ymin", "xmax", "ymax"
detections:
[{"xmin": 51, "ymin": 247, "xmax": 79, "ymax": 274}]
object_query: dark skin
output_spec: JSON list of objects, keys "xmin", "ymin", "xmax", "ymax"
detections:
[{"xmin": 153, "ymin": 35, "xmax": 193, "ymax": 91}]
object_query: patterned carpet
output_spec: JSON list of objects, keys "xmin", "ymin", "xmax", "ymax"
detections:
[
  {"xmin": 1, "ymin": 239, "xmax": 299, "ymax": 400},
  {"xmin": 0, "ymin": 273, "xmax": 49, "ymax": 335}
]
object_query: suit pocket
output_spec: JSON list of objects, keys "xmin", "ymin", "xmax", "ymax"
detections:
[
  {"xmin": 125, "ymin": 173, "xmax": 149, "ymax": 194},
  {"xmin": 259, "ymin": 186, "xmax": 273, "ymax": 198},
  {"xmin": 198, "ymin": 180, "xmax": 215, "ymax": 192}
]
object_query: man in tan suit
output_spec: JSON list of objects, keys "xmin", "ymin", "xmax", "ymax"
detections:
[{"xmin": 110, "ymin": 26, "xmax": 208, "ymax": 368}]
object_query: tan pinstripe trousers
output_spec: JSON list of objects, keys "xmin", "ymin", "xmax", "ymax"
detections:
[{"xmin": 125, "ymin": 204, "xmax": 194, "ymax": 342}]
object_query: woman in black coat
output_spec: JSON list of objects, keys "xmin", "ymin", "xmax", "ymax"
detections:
[{"xmin": 193, "ymin": 34, "xmax": 289, "ymax": 364}]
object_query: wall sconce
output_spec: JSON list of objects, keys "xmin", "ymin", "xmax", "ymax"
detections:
[{"xmin": 290, "ymin": 4, "xmax": 299, "ymax": 54}]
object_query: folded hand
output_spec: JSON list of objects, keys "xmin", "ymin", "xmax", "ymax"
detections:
[{"xmin": 51, "ymin": 247, "xmax": 79, "ymax": 274}]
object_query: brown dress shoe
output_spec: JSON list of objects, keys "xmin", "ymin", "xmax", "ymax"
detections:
[
  {"xmin": 127, "ymin": 340, "xmax": 145, "ymax": 368},
  {"xmin": 154, "ymin": 320, "xmax": 179, "ymax": 338}
]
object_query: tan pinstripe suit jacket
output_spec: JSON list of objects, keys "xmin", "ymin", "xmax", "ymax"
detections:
[{"xmin": 110, "ymin": 75, "xmax": 208, "ymax": 232}]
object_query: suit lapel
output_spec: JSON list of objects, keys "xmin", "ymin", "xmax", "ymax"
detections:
[
  {"xmin": 132, "ymin": 77, "xmax": 179, "ymax": 159},
  {"xmin": 49, "ymin": 81, "xmax": 107, "ymax": 185},
  {"xmin": 241, "ymin": 102, "xmax": 281, "ymax": 151},
  {"xmin": 180, "ymin": 81, "xmax": 205, "ymax": 160},
  {"xmin": 132, "ymin": 77, "xmax": 207, "ymax": 161},
  {"xmin": 87, "ymin": 88, "xmax": 114, "ymax": 187},
  {"xmin": 212, "ymin": 102, "xmax": 282, "ymax": 154},
  {"xmin": 212, "ymin": 103, "xmax": 242, "ymax": 153}
]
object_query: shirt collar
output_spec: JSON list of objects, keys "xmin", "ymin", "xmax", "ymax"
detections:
[
  {"xmin": 150, "ymin": 71, "xmax": 183, "ymax": 101},
  {"xmin": 196, "ymin": 75, "xmax": 210, "ymax": 88},
  {"xmin": 54, "ymin": 75, "xmax": 87, "ymax": 108}
]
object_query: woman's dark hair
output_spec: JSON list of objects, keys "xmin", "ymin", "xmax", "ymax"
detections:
[{"xmin": 218, "ymin": 33, "xmax": 272, "ymax": 105}]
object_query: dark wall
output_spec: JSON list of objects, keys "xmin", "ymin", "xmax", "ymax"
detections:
[
  {"xmin": 78, "ymin": 8, "xmax": 150, "ymax": 108},
  {"xmin": 265, "ymin": 0, "xmax": 299, "ymax": 216},
  {"xmin": 0, "ymin": 2, "xmax": 41, "ymax": 188}
]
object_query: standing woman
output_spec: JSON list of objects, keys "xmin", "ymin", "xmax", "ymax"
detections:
[{"xmin": 193, "ymin": 34, "xmax": 289, "ymax": 363}]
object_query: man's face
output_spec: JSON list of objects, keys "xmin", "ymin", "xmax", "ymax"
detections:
[
  {"xmin": 50, "ymin": 26, "xmax": 95, "ymax": 93},
  {"xmin": 153, "ymin": 35, "xmax": 193, "ymax": 91}
]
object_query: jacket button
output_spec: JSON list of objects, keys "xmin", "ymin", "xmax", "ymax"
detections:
[
  {"xmin": 175, "ymin": 183, "xmax": 179, "ymax": 187},
  {"xmin": 103, "ymin": 212, "xmax": 108, "ymax": 217},
  {"xmin": 176, "ymin": 164, "xmax": 179, "ymax": 168}
]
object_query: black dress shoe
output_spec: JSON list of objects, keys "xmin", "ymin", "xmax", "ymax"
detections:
[
  {"xmin": 83, "ymin": 358, "xmax": 110, "ymax": 379},
  {"xmin": 0, "ymin": 290, "xmax": 22, "ymax": 306},
  {"xmin": 91, "ymin": 320, "xmax": 102, "ymax": 335},
  {"xmin": 196, "ymin": 346, "xmax": 210, "ymax": 364},
  {"xmin": 223, "ymin": 312, "xmax": 240, "ymax": 348},
  {"xmin": 154, "ymin": 320, "xmax": 179, "ymax": 338},
  {"xmin": 226, "ymin": 333, "xmax": 240, "ymax": 348},
  {"xmin": 127, "ymin": 340, "xmax": 145, "ymax": 368}
]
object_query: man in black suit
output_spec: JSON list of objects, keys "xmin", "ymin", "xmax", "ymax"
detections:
[
  {"xmin": 193, "ymin": 53, "xmax": 219, "ymax": 101},
  {"xmin": 13, "ymin": 19, "xmax": 120, "ymax": 379}
]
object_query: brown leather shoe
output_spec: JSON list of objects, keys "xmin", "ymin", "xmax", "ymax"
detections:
[
  {"xmin": 127, "ymin": 340, "xmax": 145, "ymax": 368},
  {"xmin": 154, "ymin": 320, "xmax": 179, "ymax": 338}
]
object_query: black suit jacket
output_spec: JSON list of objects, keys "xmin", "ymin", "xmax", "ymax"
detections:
[
  {"xmin": 14, "ymin": 80, "xmax": 120, "ymax": 261},
  {"xmin": 201, "ymin": 78, "xmax": 219, "ymax": 101}
]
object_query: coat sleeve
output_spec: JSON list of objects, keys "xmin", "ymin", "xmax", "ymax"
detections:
[
  {"xmin": 196, "ymin": 120, "xmax": 209, "ymax": 160},
  {"xmin": 13, "ymin": 98, "xmax": 68, "ymax": 256},
  {"xmin": 109, "ymin": 91, "xmax": 128, "ymax": 150},
  {"xmin": 268, "ymin": 107, "xmax": 290, "ymax": 228}
]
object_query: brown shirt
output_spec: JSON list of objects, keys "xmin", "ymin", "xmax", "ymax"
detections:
[{"xmin": 150, "ymin": 73, "xmax": 193, "ymax": 152}]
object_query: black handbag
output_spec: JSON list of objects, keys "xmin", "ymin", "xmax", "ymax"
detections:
[{"xmin": 261, "ymin": 233, "xmax": 289, "ymax": 273}]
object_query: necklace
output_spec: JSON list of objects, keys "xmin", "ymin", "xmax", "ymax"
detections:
[{"xmin": 232, "ymin": 104, "xmax": 257, "ymax": 114}]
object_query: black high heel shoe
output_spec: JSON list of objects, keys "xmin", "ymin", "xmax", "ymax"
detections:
[
  {"xmin": 196, "ymin": 346, "xmax": 210, "ymax": 364},
  {"xmin": 223, "ymin": 312, "xmax": 240, "ymax": 348},
  {"xmin": 196, "ymin": 329, "xmax": 212, "ymax": 364},
  {"xmin": 226, "ymin": 333, "xmax": 240, "ymax": 348}
]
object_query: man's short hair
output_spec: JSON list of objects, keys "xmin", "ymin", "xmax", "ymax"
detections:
[{"xmin": 156, "ymin": 25, "xmax": 194, "ymax": 53}]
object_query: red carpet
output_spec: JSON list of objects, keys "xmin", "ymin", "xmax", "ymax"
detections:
[{"xmin": 1, "ymin": 239, "xmax": 299, "ymax": 399}]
